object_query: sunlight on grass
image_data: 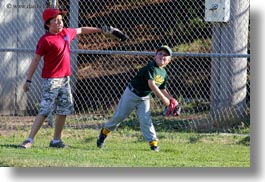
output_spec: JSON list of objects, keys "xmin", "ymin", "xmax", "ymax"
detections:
[{"xmin": 0, "ymin": 128, "xmax": 250, "ymax": 167}]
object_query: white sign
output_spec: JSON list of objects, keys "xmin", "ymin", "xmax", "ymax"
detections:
[{"xmin": 205, "ymin": 0, "xmax": 230, "ymax": 22}]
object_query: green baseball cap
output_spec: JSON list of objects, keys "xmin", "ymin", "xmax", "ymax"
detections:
[{"xmin": 156, "ymin": 45, "xmax": 172, "ymax": 56}]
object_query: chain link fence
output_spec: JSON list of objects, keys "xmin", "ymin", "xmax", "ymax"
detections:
[{"xmin": 0, "ymin": 0, "xmax": 250, "ymax": 133}]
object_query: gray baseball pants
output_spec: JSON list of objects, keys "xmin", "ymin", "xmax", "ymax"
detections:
[{"xmin": 104, "ymin": 87, "xmax": 157, "ymax": 142}]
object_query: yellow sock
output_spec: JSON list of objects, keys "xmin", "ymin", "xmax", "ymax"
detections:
[
  {"xmin": 102, "ymin": 127, "xmax": 111, "ymax": 135},
  {"xmin": 149, "ymin": 140, "xmax": 158, "ymax": 147}
]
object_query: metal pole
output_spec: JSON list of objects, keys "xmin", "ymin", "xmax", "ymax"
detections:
[
  {"xmin": 51, "ymin": 0, "xmax": 57, "ymax": 8},
  {"xmin": 210, "ymin": 0, "xmax": 250, "ymax": 128}
]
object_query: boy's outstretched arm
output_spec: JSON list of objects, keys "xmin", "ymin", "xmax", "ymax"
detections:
[
  {"xmin": 76, "ymin": 26, "xmax": 128, "ymax": 41},
  {"xmin": 76, "ymin": 27, "xmax": 103, "ymax": 35}
]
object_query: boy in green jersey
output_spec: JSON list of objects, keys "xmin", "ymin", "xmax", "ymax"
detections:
[{"xmin": 97, "ymin": 45, "xmax": 178, "ymax": 151}]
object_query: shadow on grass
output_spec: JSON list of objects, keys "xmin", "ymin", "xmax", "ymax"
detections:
[
  {"xmin": 118, "ymin": 117, "xmax": 191, "ymax": 133},
  {"xmin": 0, "ymin": 144, "xmax": 86, "ymax": 150},
  {"xmin": 84, "ymin": 136, "xmax": 96, "ymax": 143},
  {"xmin": 0, "ymin": 161, "xmax": 11, "ymax": 167},
  {"xmin": 0, "ymin": 144, "xmax": 22, "ymax": 148},
  {"xmin": 236, "ymin": 136, "xmax": 250, "ymax": 146}
]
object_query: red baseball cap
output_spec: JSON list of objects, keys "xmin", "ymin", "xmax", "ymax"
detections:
[{"xmin": 42, "ymin": 8, "xmax": 66, "ymax": 22}]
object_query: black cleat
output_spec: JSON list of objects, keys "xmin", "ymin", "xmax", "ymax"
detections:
[
  {"xmin": 150, "ymin": 146, "xmax": 160, "ymax": 152},
  {"xmin": 97, "ymin": 129, "xmax": 108, "ymax": 148},
  {"xmin": 49, "ymin": 140, "xmax": 66, "ymax": 148}
]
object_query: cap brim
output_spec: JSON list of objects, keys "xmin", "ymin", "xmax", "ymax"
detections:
[{"xmin": 157, "ymin": 47, "xmax": 172, "ymax": 56}]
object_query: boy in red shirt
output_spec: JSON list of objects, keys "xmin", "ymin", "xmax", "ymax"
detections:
[{"xmin": 20, "ymin": 8, "xmax": 122, "ymax": 148}]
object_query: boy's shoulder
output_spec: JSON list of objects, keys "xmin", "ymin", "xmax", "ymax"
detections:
[
  {"xmin": 38, "ymin": 33, "xmax": 49, "ymax": 43},
  {"xmin": 146, "ymin": 61, "xmax": 160, "ymax": 69},
  {"xmin": 138, "ymin": 61, "xmax": 159, "ymax": 73},
  {"xmin": 140, "ymin": 61, "xmax": 154, "ymax": 70},
  {"xmin": 63, "ymin": 28, "xmax": 77, "ymax": 34}
]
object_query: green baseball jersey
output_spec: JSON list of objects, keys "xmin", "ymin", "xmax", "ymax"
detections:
[{"xmin": 130, "ymin": 61, "xmax": 168, "ymax": 97}]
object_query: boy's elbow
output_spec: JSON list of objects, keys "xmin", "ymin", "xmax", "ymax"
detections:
[{"xmin": 76, "ymin": 28, "xmax": 82, "ymax": 34}]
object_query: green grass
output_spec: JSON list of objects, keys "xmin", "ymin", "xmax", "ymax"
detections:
[{"xmin": 0, "ymin": 127, "xmax": 250, "ymax": 167}]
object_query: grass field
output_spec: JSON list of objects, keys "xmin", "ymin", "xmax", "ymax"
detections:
[{"xmin": 0, "ymin": 124, "xmax": 250, "ymax": 167}]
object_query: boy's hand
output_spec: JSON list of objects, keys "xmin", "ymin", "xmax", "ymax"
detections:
[
  {"xmin": 23, "ymin": 82, "xmax": 31, "ymax": 92},
  {"xmin": 163, "ymin": 98, "xmax": 181, "ymax": 116},
  {"xmin": 101, "ymin": 25, "xmax": 129, "ymax": 41}
]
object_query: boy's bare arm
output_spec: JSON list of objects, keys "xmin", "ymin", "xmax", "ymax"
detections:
[
  {"xmin": 76, "ymin": 26, "xmax": 128, "ymax": 41},
  {"xmin": 76, "ymin": 27, "xmax": 103, "ymax": 35},
  {"xmin": 148, "ymin": 80, "xmax": 170, "ymax": 106},
  {"xmin": 161, "ymin": 89, "xmax": 172, "ymax": 100},
  {"xmin": 26, "ymin": 54, "xmax": 42, "ymax": 81},
  {"xmin": 24, "ymin": 54, "xmax": 41, "ymax": 92}
]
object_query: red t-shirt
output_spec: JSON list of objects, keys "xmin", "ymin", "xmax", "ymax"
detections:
[{"xmin": 36, "ymin": 28, "xmax": 77, "ymax": 78}]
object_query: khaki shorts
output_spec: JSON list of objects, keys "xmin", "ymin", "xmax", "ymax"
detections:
[{"xmin": 39, "ymin": 76, "xmax": 73, "ymax": 116}]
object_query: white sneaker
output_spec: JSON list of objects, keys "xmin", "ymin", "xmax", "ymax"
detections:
[{"xmin": 20, "ymin": 140, "xmax": 33, "ymax": 149}]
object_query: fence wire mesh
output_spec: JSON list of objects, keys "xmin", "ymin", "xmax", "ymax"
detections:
[{"xmin": 0, "ymin": 0, "xmax": 250, "ymax": 134}]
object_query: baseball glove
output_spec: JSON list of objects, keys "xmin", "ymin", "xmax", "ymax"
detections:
[
  {"xmin": 163, "ymin": 98, "xmax": 181, "ymax": 117},
  {"xmin": 101, "ymin": 25, "xmax": 129, "ymax": 41}
]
